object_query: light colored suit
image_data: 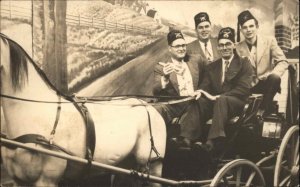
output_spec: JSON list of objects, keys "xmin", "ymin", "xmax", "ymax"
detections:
[{"xmin": 236, "ymin": 35, "xmax": 288, "ymax": 85}]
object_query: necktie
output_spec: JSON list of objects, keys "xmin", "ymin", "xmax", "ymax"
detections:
[
  {"xmin": 204, "ymin": 42, "xmax": 212, "ymax": 62},
  {"xmin": 222, "ymin": 60, "xmax": 230, "ymax": 84},
  {"xmin": 225, "ymin": 60, "xmax": 230, "ymax": 73}
]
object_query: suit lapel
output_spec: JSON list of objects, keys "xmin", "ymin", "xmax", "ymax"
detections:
[
  {"xmin": 166, "ymin": 57, "xmax": 179, "ymax": 94},
  {"xmin": 256, "ymin": 35, "xmax": 267, "ymax": 64},
  {"xmin": 211, "ymin": 38, "xmax": 220, "ymax": 60},
  {"xmin": 240, "ymin": 41, "xmax": 256, "ymax": 67},
  {"xmin": 186, "ymin": 57, "xmax": 199, "ymax": 90},
  {"xmin": 225, "ymin": 55, "xmax": 241, "ymax": 82},
  {"xmin": 169, "ymin": 72, "xmax": 179, "ymax": 94},
  {"xmin": 213, "ymin": 59, "xmax": 223, "ymax": 91},
  {"xmin": 196, "ymin": 41, "xmax": 206, "ymax": 58}
]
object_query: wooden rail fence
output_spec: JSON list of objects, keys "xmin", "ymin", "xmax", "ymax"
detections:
[{"xmin": 0, "ymin": 2, "xmax": 165, "ymax": 36}]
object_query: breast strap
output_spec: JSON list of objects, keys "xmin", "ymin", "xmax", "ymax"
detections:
[{"xmin": 71, "ymin": 98, "xmax": 96, "ymax": 162}]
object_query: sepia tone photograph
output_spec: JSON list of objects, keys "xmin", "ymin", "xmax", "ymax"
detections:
[{"xmin": 0, "ymin": 0, "xmax": 299, "ymax": 186}]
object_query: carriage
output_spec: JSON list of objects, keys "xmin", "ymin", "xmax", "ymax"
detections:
[{"xmin": 0, "ymin": 33, "xmax": 299, "ymax": 187}]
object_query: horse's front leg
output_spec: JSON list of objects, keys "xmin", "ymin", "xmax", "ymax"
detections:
[
  {"xmin": 2, "ymin": 147, "xmax": 67, "ymax": 187},
  {"xmin": 34, "ymin": 155, "xmax": 67, "ymax": 187},
  {"xmin": 140, "ymin": 160, "xmax": 164, "ymax": 187}
]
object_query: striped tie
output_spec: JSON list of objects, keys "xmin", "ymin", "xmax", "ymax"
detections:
[
  {"xmin": 225, "ymin": 60, "xmax": 230, "ymax": 73},
  {"xmin": 204, "ymin": 42, "xmax": 212, "ymax": 62}
]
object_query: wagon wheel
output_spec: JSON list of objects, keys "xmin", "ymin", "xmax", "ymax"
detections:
[
  {"xmin": 210, "ymin": 159, "xmax": 265, "ymax": 187},
  {"xmin": 274, "ymin": 125, "xmax": 299, "ymax": 187}
]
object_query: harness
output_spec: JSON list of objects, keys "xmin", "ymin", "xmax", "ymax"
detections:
[{"xmin": 1, "ymin": 93, "xmax": 96, "ymax": 164}]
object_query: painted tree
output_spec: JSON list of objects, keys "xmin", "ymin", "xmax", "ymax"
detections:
[
  {"xmin": 32, "ymin": 0, "xmax": 44, "ymax": 66},
  {"xmin": 43, "ymin": 0, "xmax": 68, "ymax": 93}
]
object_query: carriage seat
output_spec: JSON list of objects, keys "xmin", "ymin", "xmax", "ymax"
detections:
[{"xmin": 167, "ymin": 94, "xmax": 265, "ymax": 139}]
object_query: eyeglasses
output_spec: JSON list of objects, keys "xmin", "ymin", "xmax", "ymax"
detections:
[
  {"xmin": 218, "ymin": 42, "xmax": 233, "ymax": 48},
  {"xmin": 170, "ymin": 44, "xmax": 187, "ymax": 49}
]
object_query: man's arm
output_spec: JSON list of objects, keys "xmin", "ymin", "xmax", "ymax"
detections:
[
  {"xmin": 199, "ymin": 65, "xmax": 212, "ymax": 93},
  {"xmin": 223, "ymin": 57, "xmax": 253, "ymax": 98},
  {"xmin": 270, "ymin": 37, "xmax": 289, "ymax": 77},
  {"xmin": 153, "ymin": 63, "xmax": 172, "ymax": 96}
]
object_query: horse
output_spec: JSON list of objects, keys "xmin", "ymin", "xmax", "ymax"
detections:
[{"xmin": 0, "ymin": 34, "xmax": 166, "ymax": 187}]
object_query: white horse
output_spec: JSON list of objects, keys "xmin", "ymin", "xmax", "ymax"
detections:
[{"xmin": 0, "ymin": 34, "xmax": 166, "ymax": 186}]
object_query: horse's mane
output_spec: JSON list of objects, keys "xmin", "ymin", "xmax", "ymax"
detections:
[
  {"xmin": 8, "ymin": 38, "xmax": 28, "ymax": 91},
  {"xmin": 1, "ymin": 33, "xmax": 70, "ymax": 99}
]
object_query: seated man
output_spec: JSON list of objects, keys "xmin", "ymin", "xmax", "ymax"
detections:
[
  {"xmin": 153, "ymin": 29, "xmax": 206, "ymax": 147},
  {"xmin": 236, "ymin": 10, "xmax": 289, "ymax": 118},
  {"xmin": 191, "ymin": 27, "xmax": 254, "ymax": 154}
]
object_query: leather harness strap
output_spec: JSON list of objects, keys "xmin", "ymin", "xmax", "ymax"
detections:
[
  {"xmin": 49, "ymin": 94, "xmax": 62, "ymax": 144},
  {"xmin": 0, "ymin": 133, "xmax": 74, "ymax": 156},
  {"xmin": 71, "ymin": 97, "xmax": 96, "ymax": 162}
]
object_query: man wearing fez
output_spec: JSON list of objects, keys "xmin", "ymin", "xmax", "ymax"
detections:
[
  {"xmin": 153, "ymin": 30, "xmax": 206, "ymax": 147},
  {"xmin": 236, "ymin": 10, "xmax": 288, "ymax": 118},
  {"xmin": 187, "ymin": 12, "xmax": 220, "ymax": 64},
  {"xmin": 192, "ymin": 27, "xmax": 253, "ymax": 154}
]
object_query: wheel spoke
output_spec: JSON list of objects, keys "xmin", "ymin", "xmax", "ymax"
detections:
[
  {"xmin": 292, "ymin": 137, "xmax": 299, "ymax": 164},
  {"xmin": 295, "ymin": 154, "xmax": 299, "ymax": 166},
  {"xmin": 222, "ymin": 175, "xmax": 229, "ymax": 186},
  {"xmin": 279, "ymin": 175, "xmax": 291, "ymax": 186},
  {"xmin": 235, "ymin": 167, "xmax": 242, "ymax": 187},
  {"xmin": 245, "ymin": 171, "xmax": 256, "ymax": 186},
  {"xmin": 274, "ymin": 126, "xmax": 299, "ymax": 187}
]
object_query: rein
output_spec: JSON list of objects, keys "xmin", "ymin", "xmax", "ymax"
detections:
[{"xmin": 0, "ymin": 93, "xmax": 196, "ymax": 106}]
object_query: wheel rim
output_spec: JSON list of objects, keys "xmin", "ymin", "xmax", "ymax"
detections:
[
  {"xmin": 210, "ymin": 159, "xmax": 265, "ymax": 187},
  {"xmin": 274, "ymin": 125, "xmax": 299, "ymax": 187}
]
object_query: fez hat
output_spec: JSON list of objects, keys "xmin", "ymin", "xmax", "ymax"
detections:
[
  {"xmin": 218, "ymin": 27, "xmax": 235, "ymax": 43},
  {"xmin": 237, "ymin": 10, "xmax": 258, "ymax": 42},
  {"xmin": 194, "ymin": 12, "xmax": 211, "ymax": 28},
  {"xmin": 167, "ymin": 30, "xmax": 184, "ymax": 45}
]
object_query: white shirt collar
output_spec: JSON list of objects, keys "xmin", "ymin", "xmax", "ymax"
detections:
[
  {"xmin": 198, "ymin": 39, "xmax": 212, "ymax": 49},
  {"xmin": 222, "ymin": 55, "xmax": 234, "ymax": 67},
  {"xmin": 171, "ymin": 57, "xmax": 184, "ymax": 64}
]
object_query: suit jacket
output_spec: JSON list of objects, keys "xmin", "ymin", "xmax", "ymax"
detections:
[
  {"xmin": 153, "ymin": 54, "xmax": 206, "ymax": 97},
  {"xmin": 200, "ymin": 54, "xmax": 253, "ymax": 100},
  {"xmin": 236, "ymin": 35, "xmax": 288, "ymax": 83},
  {"xmin": 186, "ymin": 38, "xmax": 220, "ymax": 64}
]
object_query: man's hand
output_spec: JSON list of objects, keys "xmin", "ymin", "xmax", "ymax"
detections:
[
  {"xmin": 259, "ymin": 72, "xmax": 271, "ymax": 80},
  {"xmin": 198, "ymin": 90, "xmax": 220, "ymax": 101},
  {"xmin": 159, "ymin": 62, "xmax": 173, "ymax": 79},
  {"xmin": 193, "ymin": 90, "xmax": 202, "ymax": 100},
  {"xmin": 173, "ymin": 64, "xmax": 185, "ymax": 75}
]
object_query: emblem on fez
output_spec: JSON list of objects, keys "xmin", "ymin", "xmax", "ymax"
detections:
[
  {"xmin": 175, "ymin": 33, "xmax": 182, "ymax": 38},
  {"xmin": 200, "ymin": 16, "xmax": 206, "ymax": 21},
  {"xmin": 223, "ymin": 31, "xmax": 231, "ymax": 38}
]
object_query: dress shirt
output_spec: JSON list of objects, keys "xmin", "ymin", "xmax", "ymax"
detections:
[
  {"xmin": 221, "ymin": 55, "xmax": 234, "ymax": 83},
  {"xmin": 199, "ymin": 40, "xmax": 213, "ymax": 61},
  {"xmin": 160, "ymin": 58, "xmax": 194, "ymax": 96}
]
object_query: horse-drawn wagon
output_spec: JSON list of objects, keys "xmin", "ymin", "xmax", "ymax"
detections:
[{"xmin": 0, "ymin": 33, "xmax": 299, "ymax": 187}]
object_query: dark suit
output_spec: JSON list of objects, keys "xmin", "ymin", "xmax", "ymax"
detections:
[
  {"xmin": 186, "ymin": 38, "xmax": 220, "ymax": 64},
  {"xmin": 181, "ymin": 53, "xmax": 253, "ymax": 140},
  {"xmin": 153, "ymin": 54, "xmax": 206, "ymax": 138}
]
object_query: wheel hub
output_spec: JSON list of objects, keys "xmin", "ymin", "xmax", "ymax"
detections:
[{"xmin": 291, "ymin": 165, "xmax": 299, "ymax": 177}]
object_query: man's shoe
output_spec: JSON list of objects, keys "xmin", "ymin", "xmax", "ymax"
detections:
[
  {"xmin": 192, "ymin": 141, "xmax": 213, "ymax": 156},
  {"xmin": 170, "ymin": 137, "xmax": 191, "ymax": 148}
]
